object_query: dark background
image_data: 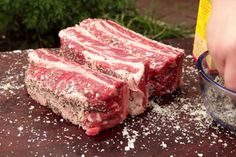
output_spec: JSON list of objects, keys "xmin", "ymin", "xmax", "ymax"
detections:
[{"xmin": 0, "ymin": 0, "xmax": 199, "ymax": 51}]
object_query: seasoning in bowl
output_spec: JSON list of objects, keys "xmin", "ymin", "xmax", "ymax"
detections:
[{"xmin": 197, "ymin": 51, "xmax": 236, "ymax": 132}]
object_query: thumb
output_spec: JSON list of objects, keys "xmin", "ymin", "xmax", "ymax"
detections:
[{"xmin": 224, "ymin": 56, "xmax": 236, "ymax": 92}]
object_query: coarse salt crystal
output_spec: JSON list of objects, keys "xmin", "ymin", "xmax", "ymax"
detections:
[
  {"xmin": 160, "ymin": 141, "xmax": 167, "ymax": 148},
  {"xmin": 12, "ymin": 50, "xmax": 22, "ymax": 53},
  {"xmin": 186, "ymin": 55, "xmax": 193, "ymax": 59},
  {"xmin": 223, "ymin": 142, "xmax": 228, "ymax": 147},
  {"xmin": 29, "ymin": 106, "xmax": 35, "ymax": 110},
  {"xmin": 197, "ymin": 153, "xmax": 203, "ymax": 157},
  {"xmin": 17, "ymin": 126, "xmax": 23, "ymax": 131},
  {"xmin": 125, "ymin": 146, "xmax": 130, "ymax": 151},
  {"xmin": 1, "ymin": 83, "xmax": 11, "ymax": 90}
]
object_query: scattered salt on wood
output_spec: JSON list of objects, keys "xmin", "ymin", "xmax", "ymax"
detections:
[{"xmin": 1, "ymin": 50, "xmax": 236, "ymax": 156}]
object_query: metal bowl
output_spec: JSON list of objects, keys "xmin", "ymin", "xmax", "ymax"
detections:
[{"xmin": 196, "ymin": 51, "xmax": 236, "ymax": 132}]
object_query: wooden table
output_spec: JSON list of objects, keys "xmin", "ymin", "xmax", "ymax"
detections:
[{"xmin": 0, "ymin": 38, "xmax": 236, "ymax": 157}]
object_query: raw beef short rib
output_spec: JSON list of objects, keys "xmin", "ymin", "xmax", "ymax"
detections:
[
  {"xmin": 59, "ymin": 26, "xmax": 149, "ymax": 116},
  {"xmin": 24, "ymin": 49, "xmax": 129, "ymax": 136},
  {"xmin": 79, "ymin": 19, "xmax": 185, "ymax": 96}
]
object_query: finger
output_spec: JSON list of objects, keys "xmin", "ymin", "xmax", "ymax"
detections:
[
  {"xmin": 209, "ymin": 53, "xmax": 225, "ymax": 76},
  {"xmin": 224, "ymin": 56, "xmax": 236, "ymax": 92}
]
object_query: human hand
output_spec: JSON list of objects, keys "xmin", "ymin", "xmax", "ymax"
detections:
[{"xmin": 206, "ymin": 0, "xmax": 236, "ymax": 91}]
